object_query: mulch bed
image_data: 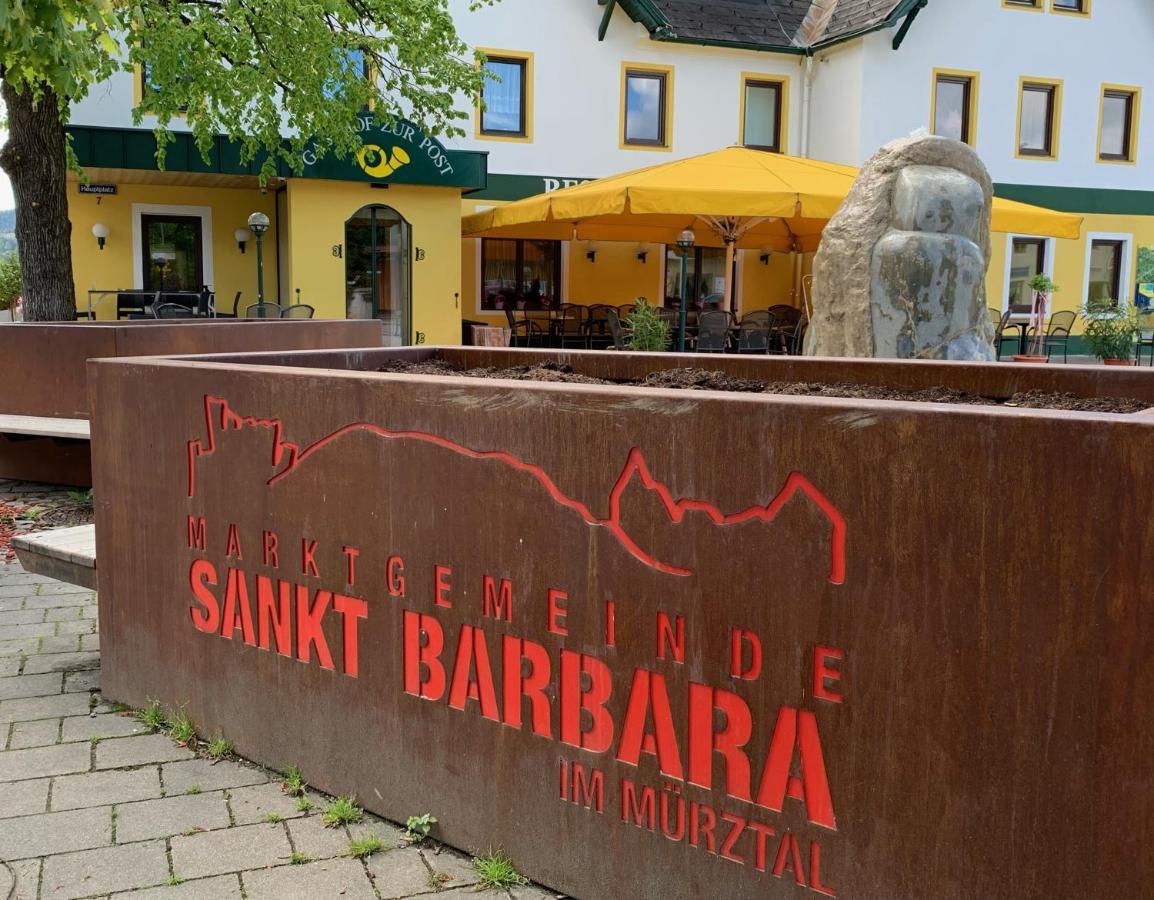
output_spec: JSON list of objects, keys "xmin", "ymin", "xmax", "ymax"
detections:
[
  {"xmin": 0, "ymin": 494, "xmax": 95, "ymax": 562},
  {"xmin": 377, "ymin": 360, "xmax": 1149, "ymax": 414}
]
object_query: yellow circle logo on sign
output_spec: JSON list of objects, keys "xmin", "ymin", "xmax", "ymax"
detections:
[{"xmin": 357, "ymin": 144, "xmax": 412, "ymax": 179}]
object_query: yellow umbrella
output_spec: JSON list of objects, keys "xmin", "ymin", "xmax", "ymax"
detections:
[{"xmin": 462, "ymin": 146, "xmax": 1083, "ymax": 310}]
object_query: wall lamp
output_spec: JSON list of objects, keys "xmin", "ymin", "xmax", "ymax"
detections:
[
  {"xmin": 92, "ymin": 223, "xmax": 109, "ymax": 251},
  {"xmin": 235, "ymin": 227, "xmax": 253, "ymax": 254},
  {"xmin": 586, "ymin": 245, "xmax": 598, "ymax": 263},
  {"xmin": 636, "ymin": 248, "xmax": 649, "ymax": 263},
  {"xmin": 759, "ymin": 250, "xmax": 773, "ymax": 265}
]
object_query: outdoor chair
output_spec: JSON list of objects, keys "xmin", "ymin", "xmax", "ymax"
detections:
[
  {"xmin": 790, "ymin": 315, "xmax": 809, "ymax": 355},
  {"xmin": 1042, "ymin": 310, "xmax": 1076, "ymax": 363},
  {"xmin": 153, "ymin": 302, "xmax": 196, "ymax": 319},
  {"xmin": 696, "ymin": 310, "xmax": 730, "ymax": 353},
  {"xmin": 214, "ymin": 291, "xmax": 242, "ymax": 319},
  {"xmin": 243, "ymin": 302, "xmax": 284, "ymax": 319},
  {"xmin": 1137, "ymin": 313, "xmax": 1154, "ymax": 365},
  {"xmin": 990, "ymin": 308, "xmax": 1024, "ymax": 361},
  {"xmin": 606, "ymin": 309, "xmax": 630, "ymax": 350},
  {"xmin": 280, "ymin": 304, "xmax": 316, "ymax": 319},
  {"xmin": 736, "ymin": 322, "xmax": 769, "ymax": 354},
  {"xmin": 618, "ymin": 304, "xmax": 637, "ymax": 321},
  {"xmin": 584, "ymin": 304, "xmax": 614, "ymax": 350},
  {"xmin": 117, "ymin": 291, "xmax": 157, "ymax": 319},
  {"xmin": 504, "ymin": 308, "xmax": 545, "ymax": 347},
  {"xmin": 555, "ymin": 304, "xmax": 590, "ymax": 349},
  {"xmin": 740, "ymin": 310, "xmax": 771, "ymax": 331},
  {"xmin": 767, "ymin": 307, "xmax": 802, "ymax": 353}
]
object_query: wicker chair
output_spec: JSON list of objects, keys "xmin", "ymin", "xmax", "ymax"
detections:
[
  {"xmin": 243, "ymin": 302, "xmax": 284, "ymax": 319},
  {"xmin": 153, "ymin": 303, "xmax": 195, "ymax": 319},
  {"xmin": 280, "ymin": 304, "xmax": 315, "ymax": 319}
]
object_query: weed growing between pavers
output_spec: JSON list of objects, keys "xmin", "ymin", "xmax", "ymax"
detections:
[
  {"xmin": 474, "ymin": 849, "xmax": 529, "ymax": 888},
  {"xmin": 169, "ymin": 709, "xmax": 196, "ymax": 745},
  {"xmin": 281, "ymin": 764, "xmax": 306, "ymax": 796},
  {"xmin": 265, "ymin": 813, "xmax": 283, "ymax": 823},
  {"xmin": 347, "ymin": 832, "xmax": 387, "ymax": 859},
  {"xmin": 322, "ymin": 796, "xmax": 362, "ymax": 827},
  {"xmin": 185, "ymin": 784, "xmax": 202, "ymax": 795},
  {"xmin": 137, "ymin": 700, "xmax": 167, "ymax": 732},
  {"xmin": 295, "ymin": 796, "xmax": 315, "ymax": 813},
  {"xmin": 403, "ymin": 813, "xmax": 436, "ymax": 844},
  {"xmin": 166, "ymin": 874, "xmax": 185, "ymax": 886},
  {"xmin": 290, "ymin": 851, "xmax": 313, "ymax": 865},
  {"xmin": 205, "ymin": 735, "xmax": 233, "ymax": 760}
]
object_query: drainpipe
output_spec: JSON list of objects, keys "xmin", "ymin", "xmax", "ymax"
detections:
[{"xmin": 794, "ymin": 53, "xmax": 817, "ymax": 305}]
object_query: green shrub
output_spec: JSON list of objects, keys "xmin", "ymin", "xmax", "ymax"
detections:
[
  {"xmin": 0, "ymin": 252, "xmax": 21, "ymax": 312},
  {"xmin": 624, "ymin": 298, "xmax": 669, "ymax": 352},
  {"xmin": 1136, "ymin": 246, "xmax": 1154, "ymax": 285},
  {"xmin": 1081, "ymin": 300, "xmax": 1138, "ymax": 361}
]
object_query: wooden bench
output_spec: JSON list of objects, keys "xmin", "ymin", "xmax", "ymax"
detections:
[
  {"xmin": 13, "ymin": 524, "xmax": 97, "ymax": 590},
  {"xmin": 0, "ymin": 415, "xmax": 92, "ymax": 486}
]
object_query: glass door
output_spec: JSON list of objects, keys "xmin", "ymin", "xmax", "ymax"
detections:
[
  {"xmin": 141, "ymin": 215, "xmax": 204, "ymax": 292},
  {"xmin": 345, "ymin": 205, "xmax": 411, "ymax": 345}
]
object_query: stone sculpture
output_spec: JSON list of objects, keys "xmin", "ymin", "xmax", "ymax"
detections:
[{"xmin": 806, "ymin": 134, "xmax": 997, "ymax": 360}]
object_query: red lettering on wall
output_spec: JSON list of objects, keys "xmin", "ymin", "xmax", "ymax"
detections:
[
  {"xmin": 621, "ymin": 779, "xmax": 655, "ymax": 831},
  {"xmin": 220, "ymin": 568, "xmax": 256, "ymax": 646},
  {"xmin": 813, "ymin": 646, "xmax": 844, "ymax": 704},
  {"xmin": 482, "ymin": 576, "xmax": 513, "ymax": 622},
  {"xmin": 225, "ymin": 523, "xmax": 243, "ymax": 560},
  {"xmin": 295, "ymin": 585, "xmax": 333, "ymax": 670},
  {"xmin": 333, "ymin": 594, "xmax": 368, "ymax": 677},
  {"xmin": 187, "ymin": 516, "xmax": 206, "ymax": 551},
  {"xmin": 755, "ymin": 707, "xmax": 836, "ymax": 830},
  {"xmin": 256, "ymin": 575, "xmax": 291, "ymax": 657},
  {"xmin": 342, "ymin": 546, "xmax": 359, "ymax": 586},
  {"xmin": 719, "ymin": 813, "xmax": 747, "ymax": 864},
  {"xmin": 657, "ymin": 613, "xmax": 685, "ymax": 663},
  {"xmin": 605, "ymin": 600, "xmax": 616, "ymax": 647},
  {"xmin": 403, "ymin": 611, "xmax": 445, "ymax": 700},
  {"xmin": 772, "ymin": 832, "xmax": 806, "ymax": 886},
  {"xmin": 301, "ymin": 539, "xmax": 319, "ymax": 578},
  {"xmin": 559, "ymin": 650, "xmax": 614, "ymax": 752},
  {"xmin": 689, "ymin": 801, "xmax": 717, "ymax": 853},
  {"xmin": 434, "ymin": 565, "xmax": 452, "ymax": 608},
  {"xmin": 261, "ymin": 531, "xmax": 279, "ymax": 568},
  {"xmin": 448, "ymin": 625, "xmax": 500, "ymax": 721},
  {"xmin": 387, "ymin": 556, "xmax": 405, "ymax": 597},
  {"xmin": 810, "ymin": 840, "xmax": 837, "ymax": 897},
  {"xmin": 189, "ymin": 559, "xmax": 219, "ymax": 633},
  {"xmin": 501, "ymin": 636, "xmax": 552, "ymax": 737},
  {"xmin": 747, "ymin": 820, "xmax": 776, "ymax": 872},
  {"xmin": 572, "ymin": 763, "xmax": 604, "ymax": 813},
  {"xmin": 687, "ymin": 683, "xmax": 753, "ymax": 801},
  {"xmin": 730, "ymin": 628, "xmax": 762, "ymax": 681},
  {"xmin": 548, "ymin": 589, "xmax": 568, "ymax": 636},
  {"xmin": 660, "ymin": 786, "xmax": 685, "ymax": 841},
  {"xmin": 617, "ymin": 669, "xmax": 684, "ymax": 780}
]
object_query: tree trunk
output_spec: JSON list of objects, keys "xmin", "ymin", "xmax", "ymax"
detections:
[{"xmin": 0, "ymin": 81, "xmax": 76, "ymax": 321}]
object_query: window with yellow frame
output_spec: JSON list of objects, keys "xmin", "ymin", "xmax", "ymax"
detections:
[
  {"xmin": 1098, "ymin": 85, "xmax": 1141, "ymax": 164},
  {"xmin": 930, "ymin": 69, "xmax": 979, "ymax": 147},
  {"xmin": 476, "ymin": 49, "xmax": 534, "ymax": 143},
  {"xmin": 1016, "ymin": 77, "xmax": 1062, "ymax": 161},
  {"xmin": 1050, "ymin": 0, "xmax": 1090, "ymax": 16},
  {"xmin": 621, "ymin": 63, "xmax": 673, "ymax": 151},
  {"xmin": 739, "ymin": 74, "xmax": 789, "ymax": 152}
]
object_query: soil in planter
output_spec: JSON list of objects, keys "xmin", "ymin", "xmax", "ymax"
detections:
[{"xmin": 377, "ymin": 360, "xmax": 1149, "ymax": 414}]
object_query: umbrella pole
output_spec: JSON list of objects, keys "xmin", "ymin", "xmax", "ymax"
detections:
[
  {"xmin": 722, "ymin": 239, "xmax": 736, "ymax": 312},
  {"xmin": 678, "ymin": 252, "xmax": 689, "ymax": 353}
]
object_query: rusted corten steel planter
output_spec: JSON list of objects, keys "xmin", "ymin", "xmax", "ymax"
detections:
[
  {"xmin": 90, "ymin": 348, "xmax": 1154, "ymax": 900},
  {"xmin": 0, "ymin": 320, "xmax": 383, "ymax": 485}
]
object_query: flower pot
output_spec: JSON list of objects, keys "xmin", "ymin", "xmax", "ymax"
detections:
[
  {"xmin": 1012, "ymin": 354, "xmax": 1048, "ymax": 363},
  {"xmin": 1104, "ymin": 358, "xmax": 1138, "ymax": 366}
]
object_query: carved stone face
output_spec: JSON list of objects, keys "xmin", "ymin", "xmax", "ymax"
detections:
[{"xmin": 890, "ymin": 166, "xmax": 985, "ymax": 244}]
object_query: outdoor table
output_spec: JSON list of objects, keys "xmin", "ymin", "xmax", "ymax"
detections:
[
  {"xmin": 86, "ymin": 289, "xmax": 217, "ymax": 320},
  {"xmin": 1007, "ymin": 315, "xmax": 1032, "ymax": 355}
]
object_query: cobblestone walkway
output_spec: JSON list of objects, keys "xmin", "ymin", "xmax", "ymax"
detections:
[{"xmin": 0, "ymin": 558, "xmax": 558, "ymax": 900}]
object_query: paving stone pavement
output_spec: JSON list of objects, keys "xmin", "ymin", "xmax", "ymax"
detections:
[{"xmin": 0, "ymin": 502, "xmax": 565, "ymax": 900}]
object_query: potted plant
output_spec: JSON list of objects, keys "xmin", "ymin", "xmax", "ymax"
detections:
[
  {"xmin": 624, "ymin": 297, "xmax": 670, "ymax": 352},
  {"xmin": 1013, "ymin": 274, "xmax": 1058, "ymax": 363},
  {"xmin": 1081, "ymin": 299, "xmax": 1138, "ymax": 365},
  {"xmin": 0, "ymin": 252, "xmax": 20, "ymax": 323}
]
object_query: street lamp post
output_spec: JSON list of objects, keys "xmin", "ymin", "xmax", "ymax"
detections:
[
  {"xmin": 676, "ymin": 229, "xmax": 696, "ymax": 352},
  {"xmin": 247, "ymin": 211, "xmax": 270, "ymax": 318}
]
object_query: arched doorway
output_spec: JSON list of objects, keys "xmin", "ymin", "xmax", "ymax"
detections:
[{"xmin": 344, "ymin": 205, "xmax": 411, "ymax": 345}]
